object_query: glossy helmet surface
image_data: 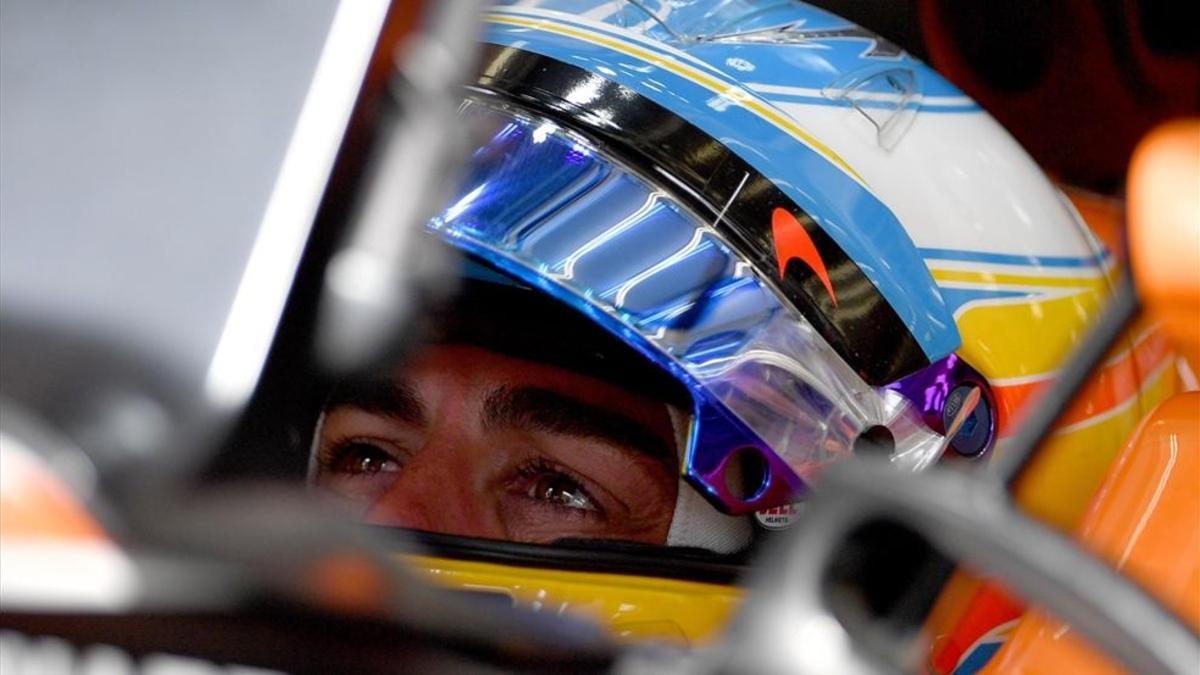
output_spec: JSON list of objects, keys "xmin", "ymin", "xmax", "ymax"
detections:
[{"xmin": 388, "ymin": 0, "xmax": 1143, "ymax": 643}]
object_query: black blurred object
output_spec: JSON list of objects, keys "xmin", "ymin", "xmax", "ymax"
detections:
[{"xmin": 808, "ymin": 1, "xmax": 927, "ymax": 61}]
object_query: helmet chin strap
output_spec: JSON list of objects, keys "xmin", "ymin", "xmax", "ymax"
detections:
[{"xmin": 665, "ymin": 406, "xmax": 754, "ymax": 554}]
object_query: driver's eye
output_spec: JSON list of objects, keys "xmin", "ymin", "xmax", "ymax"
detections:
[
  {"xmin": 527, "ymin": 473, "xmax": 596, "ymax": 512},
  {"xmin": 330, "ymin": 441, "xmax": 402, "ymax": 476}
]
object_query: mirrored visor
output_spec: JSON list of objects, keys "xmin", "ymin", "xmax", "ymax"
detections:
[{"xmin": 429, "ymin": 99, "xmax": 947, "ymax": 514}]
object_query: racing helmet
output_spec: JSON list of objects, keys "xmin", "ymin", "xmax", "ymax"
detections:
[{"xmin": 311, "ymin": 0, "xmax": 1124, "ymax": 644}]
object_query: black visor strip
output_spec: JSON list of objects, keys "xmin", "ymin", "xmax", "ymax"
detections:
[{"xmin": 473, "ymin": 45, "xmax": 928, "ymax": 385}]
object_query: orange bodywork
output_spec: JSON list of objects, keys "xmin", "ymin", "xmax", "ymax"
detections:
[
  {"xmin": 929, "ymin": 120, "xmax": 1200, "ymax": 673},
  {"xmin": 1127, "ymin": 119, "xmax": 1200, "ymax": 372},
  {"xmin": 927, "ymin": 195, "xmax": 1181, "ymax": 674},
  {"xmin": 977, "ymin": 118, "xmax": 1200, "ymax": 675},
  {"xmin": 981, "ymin": 393, "xmax": 1200, "ymax": 673},
  {"xmin": 0, "ymin": 444, "xmax": 106, "ymax": 542}
]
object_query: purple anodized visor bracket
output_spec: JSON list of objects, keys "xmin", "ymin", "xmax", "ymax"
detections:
[
  {"xmin": 684, "ymin": 353, "xmax": 997, "ymax": 515},
  {"xmin": 886, "ymin": 352, "xmax": 997, "ymax": 458},
  {"xmin": 684, "ymin": 394, "xmax": 810, "ymax": 516}
]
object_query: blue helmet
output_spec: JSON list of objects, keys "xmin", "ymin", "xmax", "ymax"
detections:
[
  {"xmin": 303, "ymin": 0, "xmax": 1117, "ymax": 642},
  {"xmin": 424, "ymin": 0, "xmax": 1019, "ymax": 522},
  {"xmin": 319, "ymin": 0, "xmax": 1115, "ymax": 564}
]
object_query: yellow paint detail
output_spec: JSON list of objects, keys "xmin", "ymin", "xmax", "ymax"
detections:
[
  {"xmin": 485, "ymin": 13, "xmax": 864, "ymax": 183},
  {"xmin": 929, "ymin": 269, "xmax": 1110, "ymax": 292},
  {"xmin": 403, "ymin": 554, "xmax": 741, "ymax": 645},
  {"xmin": 1014, "ymin": 403, "xmax": 1141, "ymax": 531},
  {"xmin": 1013, "ymin": 357, "xmax": 1176, "ymax": 531},
  {"xmin": 955, "ymin": 288, "xmax": 1108, "ymax": 381}
]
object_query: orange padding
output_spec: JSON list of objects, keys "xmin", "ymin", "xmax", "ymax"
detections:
[
  {"xmin": 1128, "ymin": 119, "xmax": 1200, "ymax": 372},
  {"xmin": 981, "ymin": 392, "xmax": 1200, "ymax": 673},
  {"xmin": 0, "ymin": 446, "xmax": 107, "ymax": 542}
]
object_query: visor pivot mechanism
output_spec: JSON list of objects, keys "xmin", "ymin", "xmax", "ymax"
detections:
[
  {"xmin": 852, "ymin": 425, "xmax": 896, "ymax": 457},
  {"xmin": 941, "ymin": 384, "xmax": 990, "ymax": 457}
]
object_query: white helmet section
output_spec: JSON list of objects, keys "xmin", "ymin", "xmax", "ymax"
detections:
[{"xmin": 771, "ymin": 95, "xmax": 1105, "ymax": 264}]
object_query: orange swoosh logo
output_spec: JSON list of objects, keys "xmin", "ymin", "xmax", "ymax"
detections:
[{"xmin": 771, "ymin": 207, "xmax": 838, "ymax": 308}]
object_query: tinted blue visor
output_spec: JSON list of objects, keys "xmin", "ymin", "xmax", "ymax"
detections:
[{"xmin": 429, "ymin": 100, "xmax": 945, "ymax": 514}]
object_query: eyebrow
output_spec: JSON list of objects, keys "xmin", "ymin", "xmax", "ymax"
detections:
[
  {"xmin": 481, "ymin": 385, "xmax": 676, "ymax": 467},
  {"xmin": 324, "ymin": 378, "xmax": 425, "ymax": 425}
]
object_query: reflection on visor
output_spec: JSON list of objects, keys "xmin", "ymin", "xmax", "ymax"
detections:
[{"xmin": 430, "ymin": 100, "xmax": 949, "ymax": 514}]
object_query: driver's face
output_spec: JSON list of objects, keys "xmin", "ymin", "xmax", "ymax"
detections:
[{"xmin": 313, "ymin": 345, "xmax": 680, "ymax": 545}]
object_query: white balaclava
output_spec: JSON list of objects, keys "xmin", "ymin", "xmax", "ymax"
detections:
[{"xmin": 664, "ymin": 406, "xmax": 754, "ymax": 553}]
